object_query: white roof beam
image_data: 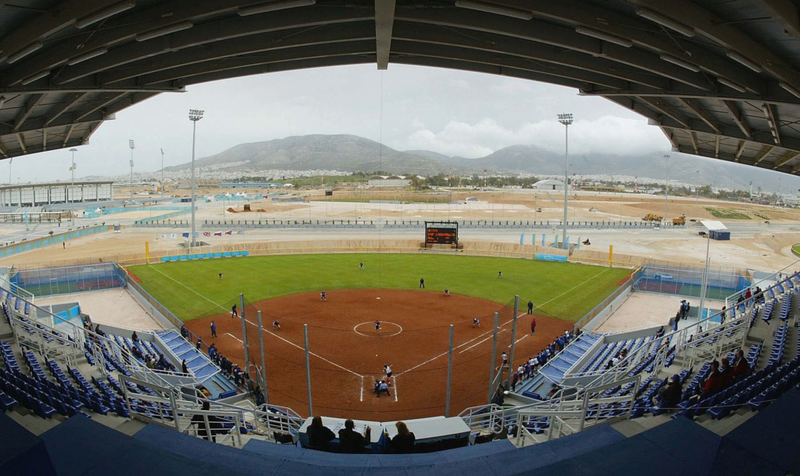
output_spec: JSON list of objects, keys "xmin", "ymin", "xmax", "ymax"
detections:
[
  {"xmin": 722, "ymin": 101, "xmax": 753, "ymax": 140},
  {"xmin": 762, "ymin": 103, "xmax": 781, "ymax": 146},
  {"xmin": 12, "ymin": 94, "xmax": 45, "ymax": 131},
  {"xmin": 375, "ymin": 0, "xmax": 396, "ymax": 70},
  {"xmin": 678, "ymin": 98, "xmax": 720, "ymax": 133}
]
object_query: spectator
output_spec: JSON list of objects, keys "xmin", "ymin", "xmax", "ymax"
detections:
[
  {"xmin": 720, "ymin": 306, "xmax": 727, "ymax": 325},
  {"xmin": 655, "ymin": 375, "xmax": 682, "ymax": 410},
  {"xmin": 337, "ymin": 420, "xmax": 371, "ymax": 453},
  {"xmin": 196, "ymin": 338, "xmax": 202, "ymax": 350},
  {"xmin": 94, "ymin": 324, "xmax": 105, "ymax": 336},
  {"xmin": 492, "ymin": 385, "xmax": 506, "ymax": 406},
  {"xmin": 389, "ymin": 421, "xmax": 416, "ymax": 454},
  {"xmin": 306, "ymin": 416, "xmax": 335, "ymax": 451},
  {"xmin": 719, "ymin": 357, "xmax": 733, "ymax": 387},
  {"xmin": 180, "ymin": 325, "xmax": 188, "ymax": 339},
  {"xmin": 655, "ymin": 326, "xmax": 665, "ymax": 338},
  {"xmin": 192, "ymin": 400, "xmax": 223, "ymax": 442},
  {"xmin": 732, "ymin": 350, "xmax": 750, "ymax": 379},
  {"xmin": 511, "ymin": 370, "xmax": 518, "ymax": 391},
  {"xmin": 700, "ymin": 361, "xmax": 724, "ymax": 396},
  {"xmin": 131, "ymin": 345, "xmax": 143, "ymax": 360},
  {"xmin": 131, "ymin": 331, "xmax": 139, "ymax": 343},
  {"xmin": 546, "ymin": 384, "xmax": 561, "ymax": 399},
  {"xmin": 182, "ymin": 359, "xmax": 189, "ymax": 374}
]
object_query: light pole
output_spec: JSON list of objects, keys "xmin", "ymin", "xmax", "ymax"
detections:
[
  {"xmin": 695, "ymin": 171, "xmax": 700, "ymax": 202},
  {"xmin": 557, "ymin": 113, "xmax": 573, "ymax": 248},
  {"xmin": 128, "ymin": 140, "xmax": 135, "ymax": 201},
  {"xmin": 663, "ymin": 154, "xmax": 669, "ymax": 223},
  {"xmin": 160, "ymin": 148, "xmax": 165, "ymax": 199},
  {"xmin": 189, "ymin": 109, "xmax": 204, "ymax": 248},
  {"xmin": 69, "ymin": 148, "xmax": 77, "ymax": 226}
]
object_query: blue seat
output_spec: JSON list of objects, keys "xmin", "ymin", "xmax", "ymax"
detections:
[
  {"xmin": 232, "ymin": 251, "xmax": 241, "ymax": 257},
  {"xmin": 161, "ymin": 257, "xmax": 169, "ymax": 263},
  {"xmin": 242, "ymin": 251, "xmax": 249, "ymax": 256},
  {"xmin": 223, "ymin": 252, "xmax": 232, "ymax": 258}
]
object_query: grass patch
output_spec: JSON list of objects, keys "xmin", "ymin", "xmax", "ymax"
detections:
[
  {"xmin": 705, "ymin": 207, "xmax": 751, "ymax": 220},
  {"xmin": 753, "ymin": 213, "xmax": 770, "ymax": 220},
  {"xmin": 793, "ymin": 244, "xmax": 800, "ymax": 258},
  {"xmin": 130, "ymin": 254, "xmax": 630, "ymax": 323}
]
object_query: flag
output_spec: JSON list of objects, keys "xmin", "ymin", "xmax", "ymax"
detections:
[
  {"xmin": 203, "ymin": 232, "xmax": 211, "ymax": 237},
  {"xmin": 214, "ymin": 231, "xmax": 222, "ymax": 236},
  {"xmin": 182, "ymin": 232, "xmax": 189, "ymax": 238},
  {"xmin": 237, "ymin": 230, "xmax": 245, "ymax": 235},
  {"xmin": 161, "ymin": 234, "xmax": 166, "ymax": 239},
  {"xmin": 170, "ymin": 233, "xmax": 177, "ymax": 239},
  {"xmin": 193, "ymin": 232, "xmax": 199, "ymax": 237},
  {"xmin": 225, "ymin": 230, "xmax": 232, "ymax": 235},
  {"xmin": 520, "ymin": 233, "xmax": 524, "ymax": 245}
]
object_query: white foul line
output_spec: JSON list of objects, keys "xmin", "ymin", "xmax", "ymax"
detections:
[
  {"xmin": 459, "ymin": 329, "xmax": 506, "ymax": 354},
  {"xmin": 360, "ymin": 376, "xmax": 364, "ymax": 402},
  {"xmin": 148, "ymin": 267, "xmax": 364, "ymax": 378},
  {"xmin": 394, "ymin": 376, "xmax": 398, "ymax": 402},
  {"xmin": 225, "ymin": 332, "xmax": 243, "ymax": 344}
]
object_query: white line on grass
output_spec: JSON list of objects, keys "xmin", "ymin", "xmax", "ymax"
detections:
[
  {"xmin": 147, "ymin": 267, "xmax": 364, "ymax": 378},
  {"xmin": 394, "ymin": 376, "xmax": 398, "ymax": 402}
]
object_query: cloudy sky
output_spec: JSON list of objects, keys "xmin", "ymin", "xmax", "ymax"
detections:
[{"xmin": 11, "ymin": 63, "xmax": 672, "ymax": 182}]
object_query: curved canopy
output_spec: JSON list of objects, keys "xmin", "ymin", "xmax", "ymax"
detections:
[{"xmin": 1, "ymin": 0, "xmax": 799, "ymax": 174}]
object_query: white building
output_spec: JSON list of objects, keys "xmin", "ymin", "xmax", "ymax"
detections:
[
  {"xmin": 368, "ymin": 175, "xmax": 411, "ymax": 187},
  {"xmin": 0, "ymin": 181, "xmax": 114, "ymax": 207},
  {"xmin": 534, "ymin": 179, "xmax": 569, "ymax": 191}
]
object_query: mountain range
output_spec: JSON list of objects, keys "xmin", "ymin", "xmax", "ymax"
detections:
[{"xmin": 167, "ymin": 134, "xmax": 800, "ymax": 192}]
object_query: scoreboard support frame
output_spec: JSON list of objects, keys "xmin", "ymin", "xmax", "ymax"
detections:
[{"xmin": 424, "ymin": 221, "xmax": 459, "ymax": 248}]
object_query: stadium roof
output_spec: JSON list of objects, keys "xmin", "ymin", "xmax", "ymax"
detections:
[{"xmin": 1, "ymin": 1, "xmax": 800, "ymax": 174}]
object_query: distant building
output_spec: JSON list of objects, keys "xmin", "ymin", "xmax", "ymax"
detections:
[
  {"xmin": 368, "ymin": 175, "xmax": 411, "ymax": 187},
  {"xmin": 533, "ymin": 179, "xmax": 569, "ymax": 191},
  {"xmin": 0, "ymin": 181, "xmax": 114, "ymax": 207}
]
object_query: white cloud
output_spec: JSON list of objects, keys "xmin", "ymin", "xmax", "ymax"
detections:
[
  {"xmin": 398, "ymin": 115, "xmax": 669, "ymax": 158},
  {"xmin": 410, "ymin": 117, "xmax": 426, "ymax": 129}
]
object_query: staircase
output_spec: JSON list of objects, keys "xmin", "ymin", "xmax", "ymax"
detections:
[{"xmin": 154, "ymin": 331, "xmax": 237, "ymax": 398}]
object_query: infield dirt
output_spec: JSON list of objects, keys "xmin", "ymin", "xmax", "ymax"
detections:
[{"xmin": 187, "ymin": 289, "xmax": 570, "ymax": 420}]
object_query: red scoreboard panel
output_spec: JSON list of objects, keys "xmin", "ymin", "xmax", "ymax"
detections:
[{"xmin": 425, "ymin": 222, "xmax": 458, "ymax": 245}]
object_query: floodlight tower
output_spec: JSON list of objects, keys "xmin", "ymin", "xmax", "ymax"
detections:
[
  {"xmin": 557, "ymin": 113, "xmax": 573, "ymax": 248},
  {"xmin": 128, "ymin": 140, "xmax": 135, "ymax": 201},
  {"xmin": 189, "ymin": 109, "xmax": 204, "ymax": 248},
  {"xmin": 69, "ymin": 148, "xmax": 78, "ymax": 225},
  {"xmin": 160, "ymin": 148, "xmax": 165, "ymax": 198},
  {"xmin": 663, "ymin": 154, "xmax": 670, "ymax": 223}
]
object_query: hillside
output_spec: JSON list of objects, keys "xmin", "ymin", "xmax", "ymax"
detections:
[{"xmin": 164, "ymin": 134, "xmax": 457, "ymax": 175}]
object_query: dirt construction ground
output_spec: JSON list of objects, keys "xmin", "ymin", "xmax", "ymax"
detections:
[{"xmin": 186, "ymin": 289, "xmax": 569, "ymax": 421}]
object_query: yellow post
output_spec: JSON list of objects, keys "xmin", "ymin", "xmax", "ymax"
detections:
[
  {"xmin": 608, "ymin": 245, "xmax": 613, "ymax": 268},
  {"xmin": 145, "ymin": 241, "xmax": 150, "ymax": 264}
]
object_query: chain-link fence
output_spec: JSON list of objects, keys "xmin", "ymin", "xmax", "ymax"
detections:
[
  {"xmin": 10, "ymin": 262, "xmax": 126, "ymax": 296},
  {"xmin": 634, "ymin": 263, "xmax": 750, "ymax": 300}
]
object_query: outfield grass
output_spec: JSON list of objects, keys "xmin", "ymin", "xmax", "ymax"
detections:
[{"xmin": 129, "ymin": 254, "xmax": 631, "ymax": 323}]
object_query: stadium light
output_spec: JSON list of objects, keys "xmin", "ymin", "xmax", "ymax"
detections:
[
  {"xmin": 129, "ymin": 140, "xmax": 135, "ymax": 201},
  {"xmin": 7, "ymin": 42, "xmax": 43, "ymax": 64},
  {"xmin": 454, "ymin": 0, "xmax": 532, "ymax": 20},
  {"xmin": 660, "ymin": 54, "xmax": 700, "ymax": 73},
  {"xmin": 718, "ymin": 77, "xmax": 747, "ymax": 93},
  {"xmin": 67, "ymin": 48, "xmax": 108, "ymax": 66},
  {"xmin": 70, "ymin": 148, "xmax": 78, "ymax": 225},
  {"xmin": 780, "ymin": 82, "xmax": 800, "ymax": 99},
  {"xmin": 575, "ymin": 27, "xmax": 632, "ymax": 48},
  {"xmin": 135, "ymin": 21, "xmax": 194, "ymax": 42},
  {"xmin": 635, "ymin": 8, "xmax": 695, "ymax": 37},
  {"xmin": 557, "ymin": 113, "xmax": 573, "ymax": 249},
  {"xmin": 726, "ymin": 51, "xmax": 762, "ymax": 73},
  {"xmin": 20, "ymin": 70, "xmax": 50, "ymax": 85},
  {"xmin": 238, "ymin": 0, "xmax": 316, "ymax": 16},
  {"xmin": 189, "ymin": 109, "xmax": 204, "ymax": 248},
  {"xmin": 75, "ymin": 1, "xmax": 136, "ymax": 29}
]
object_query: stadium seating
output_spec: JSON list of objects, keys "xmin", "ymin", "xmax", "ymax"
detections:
[{"xmin": 155, "ymin": 330, "xmax": 237, "ymax": 397}]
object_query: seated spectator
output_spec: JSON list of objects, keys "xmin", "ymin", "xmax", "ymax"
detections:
[
  {"xmin": 732, "ymin": 349, "xmax": 750, "ymax": 379},
  {"xmin": 131, "ymin": 345, "xmax": 143, "ymax": 360},
  {"xmin": 700, "ymin": 361, "xmax": 724, "ymax": 396},
  {"xmin": 546, "ymin": 384, "xmax": 561, "ymax": 399},
  {"xmin": 94, "ymin": 324, "xmax": 105, "ymax": 336},
  {"xmin": 719, "ymin": 357, "xmax": 733, "ymax": 387},
  {"xmin": 655, "ymin": 375, "xmax": 682, "ymax": 410},
  {"xmin": 131, "ymin": 331, "xmax": 139, "ymax": 343},
  {"xmin": 337, "ymin": 420, "xmax": 371, "ymax": 454},
  {"xmin": 655, "ymin": 326, "xmax": 665, "ymax": 338},
  {"xmin": 389, "ymin": 421, "xmax": 416, "ymax": 454},
  {"xmin": 306, "ymin": 416, "xmax": 335, "ymax": 451}
]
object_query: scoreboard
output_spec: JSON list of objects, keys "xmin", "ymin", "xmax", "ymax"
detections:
[{"xmin": 425, "ymin": 221, "xmax": 458, "ymax": 245}]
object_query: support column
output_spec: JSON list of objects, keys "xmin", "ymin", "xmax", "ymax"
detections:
[
  {"xmin": 445, "ymin": 324, "xmax": 454, "ymax": 417},
  {"xmin": 257, "ymin": 310, "xmax": 269, "ymax": 405},
  {"xmin": 488, "ymin": 312, "xmax": 499, "ymax": 403},
  {"xmin": 304, "ymin": 324, "xmax": 313, "ymax": 416},
  {"xmin": 507, "ymin": 295, "xmax": 519, "ymax": 389},
  {"xmin": 239, "ymin": 293, "xmax": 249, "ymax": 373}
]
